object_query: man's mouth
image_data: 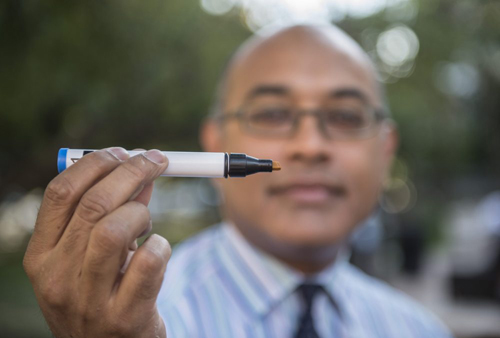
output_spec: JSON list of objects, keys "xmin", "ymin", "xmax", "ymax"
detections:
[{"xmin": 268, "ymin": 182, "xmax": 347, "ymax": 204}]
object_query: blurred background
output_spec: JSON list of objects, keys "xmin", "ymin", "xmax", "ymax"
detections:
[{"xmin": 1, "ymin": 0, "xmax": 500, "ymax": 337}]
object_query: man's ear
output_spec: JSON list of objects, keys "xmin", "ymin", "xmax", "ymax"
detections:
[{"xmin": 200, "ymin": 119, "xmax": 223, "ymax": 152}]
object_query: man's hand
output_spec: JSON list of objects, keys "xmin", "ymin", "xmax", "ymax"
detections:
[{"xmin": 23, "ymin": 148, "xmax": 171, "ymax": 338}]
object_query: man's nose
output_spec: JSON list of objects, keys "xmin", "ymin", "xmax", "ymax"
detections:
[{"xmin": 284, "ymin": 114, "xmax": 331, "ymax": 164}]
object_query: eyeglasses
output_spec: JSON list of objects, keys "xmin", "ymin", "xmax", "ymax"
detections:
[{"xmin": 215, "ymin": 101, "xmax": 387, "ymax": 139}]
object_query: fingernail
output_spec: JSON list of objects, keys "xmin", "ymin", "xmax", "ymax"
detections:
[
  {"xmin": 142, "ymin": 149, "xmax": 167, "ymax": 165},
  {"xmin": 129, "ymin": 240, "xmax": 138, "ymax": 251},
  {"xmin": 106, "ymin": 147, "xmax": 129, "ymax": 161}
]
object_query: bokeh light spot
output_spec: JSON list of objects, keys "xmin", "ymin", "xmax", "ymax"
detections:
[
  {"xmin": 201, "ymin": 0, "xmax": 236, "ymax": 16},
  {"xmin": 376, "ymin": 25, "xmax": 419, "ymax": 67},
  {"xmin": 434, "ymin": 62, "xmax": 480, "ymax": 98}
]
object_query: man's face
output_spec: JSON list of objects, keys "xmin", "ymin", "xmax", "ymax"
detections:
[{"xmin": 202, "ymin": 32, "xmax": 397, "ymax": 256}]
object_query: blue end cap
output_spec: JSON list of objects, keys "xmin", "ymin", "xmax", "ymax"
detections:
[{"xmin": 58, "ymin": 148, "xmax": 68, "ymax": 173}]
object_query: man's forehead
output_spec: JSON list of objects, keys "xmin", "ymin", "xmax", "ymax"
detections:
[
  {"xmin": 224, "ymin": 25, "xmax": 379, "ymax": 106},
  {"xmin": 231, "ymin": 25, "xmax": 373, "ymax": 74}
]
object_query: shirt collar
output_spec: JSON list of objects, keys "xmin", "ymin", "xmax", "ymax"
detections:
[{"xmin": 215, "ymin": 222, "xmax": 347, "ymax": 320}]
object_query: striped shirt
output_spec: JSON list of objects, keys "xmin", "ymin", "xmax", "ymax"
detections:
[{"xmin": 158, "ymin": 223, "xmax": 453, "ymax": 338}]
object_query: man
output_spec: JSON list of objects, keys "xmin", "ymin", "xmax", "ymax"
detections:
[{"xmin": 24, "ymin": 24, "xmax": 453, "ymax": 337}]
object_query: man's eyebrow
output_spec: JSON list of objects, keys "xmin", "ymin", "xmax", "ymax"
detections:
[
  {"xmin": 247, "ymin": 85, "xmax": 290, "ymax": 99},
  {"xmin": 329, "ymin": 88, "xmax": 369, "ymax": 103}
]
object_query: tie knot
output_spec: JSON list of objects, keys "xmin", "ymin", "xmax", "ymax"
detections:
[{"xmin": 297, "ymin": 283, "xmax": 322, "ymax": 306}]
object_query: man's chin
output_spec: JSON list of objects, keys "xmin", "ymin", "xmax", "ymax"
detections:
[
  {"xmin": 275, "ymin": 231, "xmax": 343, "ymax": 248},
  {"xmin": 264, "ymin": 231, "xmax": 345, "ymax": 271},
  {"xmin": 232, "ymin": 217, "xmax": 347, "ymax": 271},
  {"xmin": 268, "ymin": 220, "xmax": 349, "ymax": 248}
]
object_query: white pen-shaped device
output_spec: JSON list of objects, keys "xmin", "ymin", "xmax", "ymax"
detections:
[{"xmin": 57, "ymin": 148, "xmax": 281, "ymax": 178}]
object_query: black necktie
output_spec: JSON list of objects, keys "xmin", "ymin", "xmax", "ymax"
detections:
[{"xmin": 294, "ymin": 283, "xmax": 322, "ymax": 338}]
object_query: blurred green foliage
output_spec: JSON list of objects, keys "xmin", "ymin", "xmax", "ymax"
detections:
[
  {"xmin": 0, "ymin": 0, "xmax": 250, "ymax": 197},
  {"xmin": 1, "ymin": 0, "xmax": 499, "ymax": 200}
]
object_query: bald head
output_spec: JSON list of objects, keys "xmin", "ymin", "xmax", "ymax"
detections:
[{"xmin": 211, "ymin": 24, "xmax": 384, "ymax": 117}]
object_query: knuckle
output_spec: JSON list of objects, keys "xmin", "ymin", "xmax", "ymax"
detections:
[
  {"xmin": 130, "ymin": 201, "xmax": 150, "ymax": 222},
  {"xmin": 94, "ymin": 149, "xmax": 114, "ymax": 162},
  {"xmin": 78, "ymin": 191, "xmax": 113, "ymax": 223},
  {"xmin": 135, "ymin": 275, "xmax": 162, "ymax": 301},
  {"xmin": 108, "ymin": 316, "xmax": 135, "ymax": 336},
  {"xmin": 22, "ymin": 254, "xmax": 35, "ymax": 280},
  {"xmin": 122, "ymin": 158, "xmax": 150, "ymax": 181},
  {"xmin": 94, "ymin": 150, "xmax": 121, "ymax": 169},
  {"xmin": 44, "ymin": 176, "xmax": 76, "ymax": 205},
  {"xmin": 39, "ymin": 280, "xmax": 67, "ymax": 308},
  {"xmin": 22, "ymin": 248, "xmax": 44, "ymax": 279},
  {"xmin": 92, "ymin": 221, "xmax": 127, "ymax": 255},
  {"xmin": 136, "ymin": 248, "xmax": 165, "ymax": 275}
]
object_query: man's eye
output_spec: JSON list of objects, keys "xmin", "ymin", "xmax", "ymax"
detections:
[
  {"xmin": 248, "ymin": 108, "xmax": 293, "ymax": 126},
  {"xmin": 325, "ymin": 108, "xmax": 366, "ymax": 129}
]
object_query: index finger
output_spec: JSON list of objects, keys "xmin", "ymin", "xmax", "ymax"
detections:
[{"xmin": 28, "ymin": 148, "xmax": 129, "ymax": 254}]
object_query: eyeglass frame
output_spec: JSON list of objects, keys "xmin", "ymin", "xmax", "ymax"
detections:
[{"xmin": 213, "ymin": 101, "xmax": 389, "ymax": 140}]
